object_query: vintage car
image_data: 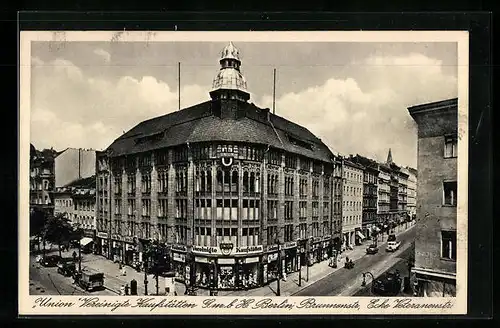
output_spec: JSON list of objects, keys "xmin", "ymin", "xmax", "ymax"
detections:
[
  {"xmin": 366, "ymin": 244, "xmax": 379, "ymax": 255},
  {"xmin": 40, "ymin": 255, "xmax": 62, "ymax": 267},
  {"xmin": 372, "ymin": 271, "xmax": 403, "ymax": 296},
  {"xmin": 57, "ymin": 259, "xmax": 76, "ymax": 277},
  {"xmin": 75, "ymin": 269, "xmax": 105, "ymax": 292},
  {"xmin": 386, "ymin": 240, "xmax": 402, "ymax": 252}
]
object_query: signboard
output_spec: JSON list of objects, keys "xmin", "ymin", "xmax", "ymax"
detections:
[
  {"xmin": 267, "ymin": 253, "xmax": 278, "ymax": 262},
  {"xmin": 323, "ymin": 235, "xmax": 331, "ymax": 241},
  {"xmin": 267, "ymin": 245, "xmax": 279, "ymax": 253},
  {"xmin": 173, "ymin": 252, "xmax": 186, "ymax": 263},
  {"xmin": 192, "ymin": 246, "xmax": 219, "ymax": 255},
  {"xmin": 245, "ymin": 257, "xmax": 259, "ymax": 264},
  {"xmin": 263, "ymin": 264, "xmax": 268, "ymax": 283},
  {"xmin": 234, "ymin": 245, "xmax": 263, "ymax": 255},
  {"xmin": 123, "ymin": 236, "xmax": 134, "ymax": 243},
  {"xmin": 195, "ymin": 256, "xmax": 209, "ymax": 263},
  {"xmin": 283, "ymin": 241, "xmax": 297, "ymax": 249},
  {"xmin": 111, "ymin": 234, "xmax": 121, "ymax": 241},
  {"xmin": 218, "ymin": 258, "xmax": 235, "ymax": 265},
  {"xmin": 171, "ymin": 244, "xmax": 187, "ymax": 253},
  {"xmin": 219, "ymin": 243, "xmax": 234, "ymax": 256},
  {"xmin": 97, "ymin": 232, "xmax": 108, "ymax": 239}
]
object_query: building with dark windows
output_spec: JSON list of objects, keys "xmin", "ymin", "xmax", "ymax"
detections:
[
  {"xmin": 54, "ymin": 176, "xmax": 97, "ymax": 248},
  {"xmin": 408, "ymin": 98, "xmax": 458, "ymax": 297},
  {"xmin": 341, "ymin": 158, "xmax": 364, "ymax": 247},
  {"xmin": 350, "ymin": 154, "xmax": 379, "ymax": 240},
  {"xmin": 95, "ymin": 42, "xmax": 340, "ymax": 291},
  {"xmin": 403, "ymin": 166, "xmax": 418, "ymax": 219},
  {"xmin": 30, "ymin": 144, "xmax": 57, "ymax": 216}
]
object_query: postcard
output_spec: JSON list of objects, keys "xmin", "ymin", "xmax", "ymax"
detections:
[{"xmin": 19, "ymin": 30, "xmax": 468, "ymax": 315}]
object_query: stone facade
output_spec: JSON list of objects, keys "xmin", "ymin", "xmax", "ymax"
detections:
[
  {"xmin": 408, "ymin": 98, "xmax": 457, "ymax": 297},
  {"xmin": 341, "ymin": 160, "xmax": 364, "ymax": 247}
]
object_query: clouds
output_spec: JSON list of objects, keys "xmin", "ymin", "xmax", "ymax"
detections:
[
  {"xmin": 30, "ymin": 55, "xmax": 209, "ymax": 151},
  {"xmin": 256, "ymin": 53, "xmax": 457, "ymax": 167},
  {"xmin": 29, "ymin": 44, "xmax": 457, "ymax": 168},
  {"xmin": 93, "ymin": 48, "xmax": 111, "ymax": 63}
]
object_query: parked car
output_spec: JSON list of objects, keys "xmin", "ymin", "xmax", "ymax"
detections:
[
  {"xmin": 372, "ymin": 271, "xmax": 402, "ymax": 296},
  {"xmin": 40, "ymin": 255, "xmax": 62, "ymax": 267},
  {"xmin": 366, "ymin": 244, "xmax": 379, "ymax": 254},
  {"xmin": 387, "ymin": 234, "xmax": 397, "ymax": 242},
  {"xmin": 386, "ymin": 240, "xmax": 401, "ymax": 252},
  {"xmin": 57, "ymin": 259, "xmax": 76, "ymax": 277}
]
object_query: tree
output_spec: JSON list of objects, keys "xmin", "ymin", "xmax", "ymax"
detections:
[{"xmin": 44, "ymin": 213, "xmax": 73, "ymax": 257}]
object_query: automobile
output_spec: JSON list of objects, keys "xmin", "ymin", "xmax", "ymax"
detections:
[
  {"xmin": 387, "ymin": 234, "xmax": 397, "ymax": 242},
  {"xmin": 40, "ymin": 255, "xmax": 62, "ymax": 267},
  {"xmin": 386, "ymin": 240, "xmax": 401, "ymax": 252},
  {"xmin": 57, "ymin": 258, "xmax": 76, "ymax": 277},
  {"xmin": 366, "ymin": 244, "xmax": 379, "ymax": 254},
  {"xmin": 372, "ymin": 271, "xmax": 402, "ymax": 296},
  {"xmin": 76, "ymin": 269, "xmax": 105, "ymax": 292}
]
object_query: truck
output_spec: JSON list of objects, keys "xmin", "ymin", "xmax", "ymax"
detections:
[
  {"xmin": 75, "ymin": 268, "xmax": 105, "ymax": 292},
  {"xmin": 386, "ymin": 240, "xmax": 401, "ymax": 252}
]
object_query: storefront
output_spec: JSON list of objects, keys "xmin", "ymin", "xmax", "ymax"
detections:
[
  {"xmin": 96, "ymin": 232, "xmax": 108, "ymax": 257},
  {"xmin": 283, "ymin": 241, "xmax": 297, "ymax": 273},
  {"xmin": 171, "ymin": 244, "xmax": 187, "ymax": 282},
  {"xmin": 265, "ymin": 245, "xmax": 279, "ymax": 283},
  {"xmin": 191, "ymin": 244, "xmax": 264, "ymax": 291},
  {"xmin": 110, "ymin": 234, "xmax": 123, "ymax": 263},
  {"xmin": 321, "ymin": 236, "xmax": 331, "ymax": 260}
]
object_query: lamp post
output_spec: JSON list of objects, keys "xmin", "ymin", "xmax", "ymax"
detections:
[
  {"xmin": 276, "ymin": 238, "xmax": 281, "ymax": 296},
  {"xmin": 361, "ymin": 271, "xmax": 375, "ymax": 294}
]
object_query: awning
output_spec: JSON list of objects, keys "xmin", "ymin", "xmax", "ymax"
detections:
[
  {"xmin": 356, "ymin": 231, "xmax": 366, "ymax": 239},
  {"xmin": 80, "ymin": 237, "xmax": 93, "ymax": 246}
]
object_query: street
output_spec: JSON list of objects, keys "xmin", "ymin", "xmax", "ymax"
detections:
[
  {"xmin": 29, "ymin": 249, "xmax": 115, "ymax": 296},
  {"xmin": 293, "ymin": 226, "xmax": 415, "ymax": 296}
]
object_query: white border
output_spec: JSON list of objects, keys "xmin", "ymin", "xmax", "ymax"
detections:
[{"xmin": 19, "ymin": 31, "xmax": 469, "ymax": 316}]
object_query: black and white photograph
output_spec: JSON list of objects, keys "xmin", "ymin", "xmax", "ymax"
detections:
[{"xmin": 19, "ymin": 31, "xmax": 468, "ymax": 315}]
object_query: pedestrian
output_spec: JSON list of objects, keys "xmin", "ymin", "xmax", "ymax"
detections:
[
  {"xmin": 72, "ymin": 251, "xmax": 77, "ymax": 262},
  {"xmin": 122, "ymin": 265, "xmax": 127, "ymax": 276}
]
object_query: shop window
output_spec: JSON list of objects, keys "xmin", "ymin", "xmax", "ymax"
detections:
[
  {"xmin": 443, "ymin": 181, "xmax": 457, "ymax": 206},
  {"xmin": 441, "ymin": 230, "xmax": 456, "ymax": 261}
]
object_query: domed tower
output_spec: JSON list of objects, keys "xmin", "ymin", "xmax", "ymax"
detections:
[{"xmin": 210, "ymin": 42, "xmax": 250, "ymax": 119}]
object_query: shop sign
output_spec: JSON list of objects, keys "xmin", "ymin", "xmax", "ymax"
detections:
[
  {"xmin": 84, "ymin": 230, "xmax": 95, "ymax": 238},
  {"xmin": 195, "ymin": 256, "xmax": 209, "ymax": 263},
  {"xmin": 313, "ymin": 237, "xmax": 322, "ymax": 244},
  {"xmin": 97, "ymin": 232, "xmax": 108, "ymax": 239},
  {"xmin": 112, "ymin": 234, "xmax": 121, "ymax": 241},
  {"xmin": 323, "ymin": 235, "xmax": 331, "ymax": 241},
  {"xmin": 123, "ymin": 236, "xmax": 134, "ymax": 243},
  {"xmin": 171, "ymin": 244, "xmax": 187, "ymax": 253},
  {"xmin": 173, "ymin": 252, "xmax": 186, "ymax": 262},
  {"xmin": 234, "ymin": 245, "xmax": 263, "ymax": 255},
  {"xmin": 192, "ymin": 245, "xmax": 219, "ymax": 255},
  {"xmin": 283, "ymin": 241, "xmax": 297, "ymax": 249},
  {"xmin": 218, "ymin": 258, "xmax": 235, "ymax": 265},
  {"xmin": 267, "ymin": 253, "xmax": 278, "ymax": 262},
  {"xmin": 267, "ymin": 245, "xmax": 279, "ymax": 252},
  {"xmin": 245, "ymin": 257, "xmax": 259, "ymax": 264}
]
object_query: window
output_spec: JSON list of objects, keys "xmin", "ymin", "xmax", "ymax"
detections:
[
  {"xmin": 284, "ymin": 224, "xmax": 294, "ymax": 242},
  {"xmin": 158, "ymin": 171, "xmax": 168, "ymax": 193},
  {"xmin": 141, "ymin": 173, "xmax": 151, "ymax": 193},
  {"xmin": 284, "ymin": 201, "xmax": 293, "ymax": 220},
  {"xmin": 443, "ymin": 181, "xmax": 457, "ymax": 206},
  {"xmin": 158, "ymin": 199, "xmax": 168, "ymax": 218},
  {"xmin": 444, "ymin": 136, "xmax": 458, "ymax": 158},
  {"xmin": 142, "ymin": 199, "xmax": 151, "ymax": 217},
  {"xmin": 441, "ymin": 230, "xmax": 456, "ymax": 260}
]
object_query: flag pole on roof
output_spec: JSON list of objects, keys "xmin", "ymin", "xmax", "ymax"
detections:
[
  {"xmin": 178, "ymin": 62, "xmax": 181, "ymax": 110},
  {"xmin": 272, "ymin": 68, "xmax": 276, "ymax": 115}
]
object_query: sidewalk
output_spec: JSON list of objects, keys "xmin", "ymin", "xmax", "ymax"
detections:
[{"xmin": 37, "ymin": 221, "xmax": 414, "ymax": 296}]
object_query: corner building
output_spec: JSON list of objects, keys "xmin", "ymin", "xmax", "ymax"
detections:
[
  {"xmin": 96, "ymin": 42, "xmax": 340, "ymax": 291},
  {"xmin": 408, "ymin": 98, "xmax": 458, "ymax": 297}
]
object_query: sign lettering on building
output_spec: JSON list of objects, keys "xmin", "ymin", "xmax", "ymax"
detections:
[
  {"xmin": 219, "ymin": 243, "xmax": 234, "ymax": 256},
  {"xmin": 171, "ymin": 244, "xmax": 187, "ymax": 252},
  {"xmin": 284, "ymin": 241, "xmax": 297, "ymax": 249},
  {"xmin": 234, "ymin": 245, "xmax": 263, "ymax": 255},
  {"xmin": 97, "ymin": 232, "xmax": 108, "ymax": 239},
  {"xmin": 192, "ymin": 246, "xmax": 219, "ymax": 255},
  {"xmin": 267, "ymin": 245, "xmax": 279, "ymax": 253},
  {"xmin": 173, "ymin": 252, "xmax": 186, "ymax": 262}
]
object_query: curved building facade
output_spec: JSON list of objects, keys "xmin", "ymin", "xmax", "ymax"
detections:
[{"xmin": 96, "ymin": 42, "xmax": 342, "ymax": 291}]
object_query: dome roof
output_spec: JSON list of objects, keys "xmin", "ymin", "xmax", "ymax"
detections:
[
  {"xmin": 212, "ymin": 68, "xmax": 248, "ymax": 91},
  {"xmin": 220, "ymin": 41, "xmax": 241, "ymax": 62}
]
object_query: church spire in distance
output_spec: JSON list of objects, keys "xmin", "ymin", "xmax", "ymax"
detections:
[{"xmin": 386, "ymin": 148, "xmax": 393, "ymax": 164}]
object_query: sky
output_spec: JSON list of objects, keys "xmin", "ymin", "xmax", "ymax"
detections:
[{"xmin": 30, "ymin": 40, "xmax": 458, "ymax": 168}]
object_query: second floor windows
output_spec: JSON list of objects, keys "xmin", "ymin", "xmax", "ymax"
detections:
[
  {"xmin": 268, "ymin": 200, "xmax": 278, "ymax": 220},
  {"xmin": 267, "ymin": 173, "xmax": 278, "ymax": 195},
  {"xmin": 285, "ymin": 176, "xmax": 294, "ymax": 196},
  {"xmin": 299, "ymin": 178, "xmax": 308, "ymax": 197},
  {"xmin": 175, "ymin": 199, "xmax": 188, "ymax": 218}
]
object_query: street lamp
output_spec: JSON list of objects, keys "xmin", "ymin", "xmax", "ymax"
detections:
[
  {"xmin": 275, "ymin": 238, "xmax": 282, "ymax": 296},
  {"xmin": 361, "ymin": 272, "xmax": 375, "ymax": 293}
]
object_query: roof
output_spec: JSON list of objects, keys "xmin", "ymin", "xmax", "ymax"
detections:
[
  {"xmin": 408, "ymin": 98, "xmax": 458, "ymax": 117},
  {"xmin": 105, "ymin": 100, "xmax": 335, "ymax": 163},
  {"xmin": 64, "ymin": 175, "xmax": 96, "ymax": 189},
  {"xmin": 343, "ymin": 159, "xmax": 364, "ymax": 170}
]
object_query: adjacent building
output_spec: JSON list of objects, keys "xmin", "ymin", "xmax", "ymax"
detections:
[
  {"xmin": 377, "ymin": 162, "xmax": 392, "ymax": 228},
  {"xmin": 408, "ymin": 98, "xmax": 458, "ymax": 297},
  {"xmin": 30, "ymin": 144, "xmax": 57, "ymax": 216},
  {"xmin": 350, "ymin": 154, "xmax": 379, "ymax": 240},
  {"xmin": 55, "ymin": 148, "xmax": 96, "ymax": 188},
  {"xmin": 404, "ymin": 167, "xmax": 418, "ymax": 219},
  {"xmin": 341, "ymin": 159, "xmax": 364, "ymax": 247},
  {"xmin": 95, "ymin": 42, "xmax": 340, "ymax": 291}
]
